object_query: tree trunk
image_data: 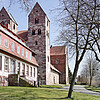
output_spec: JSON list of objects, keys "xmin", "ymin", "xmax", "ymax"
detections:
[
  {"xmin": 89, "ymin": 76, "xmax": 92, "ymax": 86},
  {"xmin": 67, "ymin": 62, "xmax": 79, "ymax": 98}
]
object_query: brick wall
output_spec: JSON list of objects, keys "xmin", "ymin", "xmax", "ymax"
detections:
[{"xmin": 51, "ymin": 55, "xmax": 67, "ymax": 84}]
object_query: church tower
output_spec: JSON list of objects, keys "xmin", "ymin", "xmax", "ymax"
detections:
[
  {"xmin": 27, "ymin": 2, "xmax": 50, "ymax": 85},
  {"xmin": 0, "ymin": 7, "xmax": 18, "ymax": 33}
]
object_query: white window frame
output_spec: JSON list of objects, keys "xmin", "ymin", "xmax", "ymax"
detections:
[
  {"xmin": 5, "ymin": 38, "xmax": 8, "ymax": 48},
  {"xmin": 17, "ymin": 45, "xmax": 20, "ymax": 54},
  {"xmin": 11, "ymin": 42, "xmax": 15, "ymax": 52}
]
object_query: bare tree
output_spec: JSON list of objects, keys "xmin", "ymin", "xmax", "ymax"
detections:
[
  {"xmin": 80, "ymin": 65, "xmax": 89, "ymax": 84},
  {"xmin": 1, "ymin": 0, "xmax": 35, "ymax": 12},
  {"xmin": 87, "ymin": 4, "xmax": 100, "ymax": 62},
  {"xmin": 56, "ymin": 0, "xmax": 100, "ymax": 98},
  {"xmin": 81, "ymin": 53, "xmax": 100, "ymax": 86}
]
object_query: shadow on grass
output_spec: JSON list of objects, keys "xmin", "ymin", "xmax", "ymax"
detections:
[{"xmin": 30, "ymin": 97, "xmax": 73, "ymax": 99}]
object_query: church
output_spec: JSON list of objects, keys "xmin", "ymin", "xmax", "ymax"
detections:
[{"xmin": 0, "ymin": 2, "xmax": 69, "ymax": 86}]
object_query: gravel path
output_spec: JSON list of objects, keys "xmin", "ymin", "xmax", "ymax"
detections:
[{"xmin": 60, "ymin": 85, "xmax": 100, "ymax": 96}]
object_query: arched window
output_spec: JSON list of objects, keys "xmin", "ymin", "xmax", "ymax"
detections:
[
  {"xmin": 38, "ymin": 29, "xmax": 41, "ymax": 35},
  {"xmin": 32, "ymin": 30, "xmax": 35, "ymax": 35},
  {"xmin": 35, "ymin": 18, "xmax": 39, "ymax": 24},
  {"xmin": 35, "ymin": 41, "xmax": 38, "ymax": 45}
]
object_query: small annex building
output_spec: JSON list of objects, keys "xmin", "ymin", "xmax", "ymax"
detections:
[{"xmin": 50, "ymin": 46, "xmax": 69, "ymax": 84}]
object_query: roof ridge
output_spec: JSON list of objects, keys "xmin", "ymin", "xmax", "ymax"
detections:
[{"xmin": 1, "ymin": 7, "xmax": 18, "ymax": 25}]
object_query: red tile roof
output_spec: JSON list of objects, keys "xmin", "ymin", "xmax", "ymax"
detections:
[
  {"xmin": 50, "ymin": 46, "xmax": 65, "ymax": 55},
  {"xmin": 17, "ymin": 30, "xmax": 28, "ymax": 41}
]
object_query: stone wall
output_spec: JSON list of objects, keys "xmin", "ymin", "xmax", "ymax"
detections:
[
  {"xmin": 27, "ymin": 3, "xmax": 50, "ymax": 85},
  {"xmin": 8, "ymin": 74, "xmax": 19, "ymax": 86}
]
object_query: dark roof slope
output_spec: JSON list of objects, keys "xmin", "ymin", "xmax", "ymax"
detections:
[
  {"xmin": 17, "ymin": 30, "xmax": 28, "ymax": 41},
  {"xmin": 0, "ymin": 7, "xmax": 18, "ymax": 25},
  {"xmin": 50, "ymin": 46, "xmax": 66, "ymax": 55}
]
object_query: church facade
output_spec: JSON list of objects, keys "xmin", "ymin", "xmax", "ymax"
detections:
[
  {"xmin": 0, "ymin": 2, "xmax": 69, "ymax": 85},
  {"xmin": 17, "ymin": 2, "xmax": 61, "ymax": 85}
]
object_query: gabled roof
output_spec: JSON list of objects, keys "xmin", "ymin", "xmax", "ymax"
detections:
[
  {"xmin": 17, "ymin": 30, "xmax": 28, "ymax": 41},
  {"xmin": 7, "ymin": 10, "xmax": 18, "ymax": 25},
  {"xmin": 0, "ymin": 7, "xmax": 18, "ymax": 25},
  {"xmin": 28, "ymin": 2, "xmax": 50, "ymax": 21},
  {"xmin": 28, "ymin": 2, "xmax": 46, "ymax": 17},
  {"xmin": 50, "ymin": 46, "xmax": 66, "ymax": 55},
  {"xmin": 50, "ymin": 64, "xmax": 61, "ymax": 74}
]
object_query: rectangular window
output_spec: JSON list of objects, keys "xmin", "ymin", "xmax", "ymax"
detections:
[
  {"xmin": 17, "ymin": 62, "xmax": 20, "ymax": 74},
  {"xmin": 0, "ymin": 35, "xmax": 1, "ymax": 45},
  {"xmin": 35, "ymin": 18, "xmax": 39, "ymax": 24},
  {"xmin": 30, "ymin": 67, "xmax": 32, "ymax": 77},
  {"xmin": 26, "ymin": 65, "xmax": 29, "ymax": 75},
  {"xmin": 5, "ymin": 57, "xmax": 9, "ymax": 71},
  {"xmin": 17, "ymin": 45, "xmax": 20, "ymax": 54},
  {"xmin": 0, "ymin": 56, "xmax": 2, "ymax": 70},
  {"xmin": 22, "ymin": 48, "xmax": 24, "ymax": 56},
  {"xmin": 26, "ymin": 51, "xmax": 28, "ymax": 58},
  {"xmin": 34, "ymin": 68, "xmax": 35, "ymax": 77},
  {"xmin": 22, "ymin": 63, "xmax": 25, "ymax": 76},
  {"xmin": 30, "ymin": 53, "xmax": 31, "ymax": 60},
  {"xmin": 5, "ymin": 38, "xmax": 8, "ymax": 48},
  {"xmin": 11, "ymin": 42, "xmax": 15, "ymax": 52}
]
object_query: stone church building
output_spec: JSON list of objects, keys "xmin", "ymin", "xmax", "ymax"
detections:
[
  {"xmin": 50, "ymin": 46, "xmax": 69, "ymax": 84},
  {"xmin": 0, "ymin": 2, "xmax": 69, "ymax": 85}
]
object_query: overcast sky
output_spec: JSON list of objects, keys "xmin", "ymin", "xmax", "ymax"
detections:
[{"xmin": 0, "ymin": 0, "xmax": 84, "ymax": 75}]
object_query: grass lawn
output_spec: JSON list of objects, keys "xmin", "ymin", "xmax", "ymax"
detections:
[
  {"xmin": 85, "ymin": 85, "xmax": 100, "ymax": 92},
  {"xmin": 40, "ymin": 85, "xmax": 63, "ymax": 88},
  {"xmin": 0, "ymin": 86, "xmax": 100, "ymax": 100}
]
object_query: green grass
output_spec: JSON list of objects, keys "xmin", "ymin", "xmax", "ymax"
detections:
[
  {"xmin": 0, "ymin": 86, "xmax": 100, "ymax": 100},
  {"xmin": 40, "ymin": 85, "xmax": 63, "ymax": 88},
  {"xmin": 85, "ymin": 86, "xmax": 100, "ymax": 92}
]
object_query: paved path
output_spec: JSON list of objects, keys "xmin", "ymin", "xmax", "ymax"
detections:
[{"xmin": 60, "ymin": 85, "xmax": 100, "ymax": 96}]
